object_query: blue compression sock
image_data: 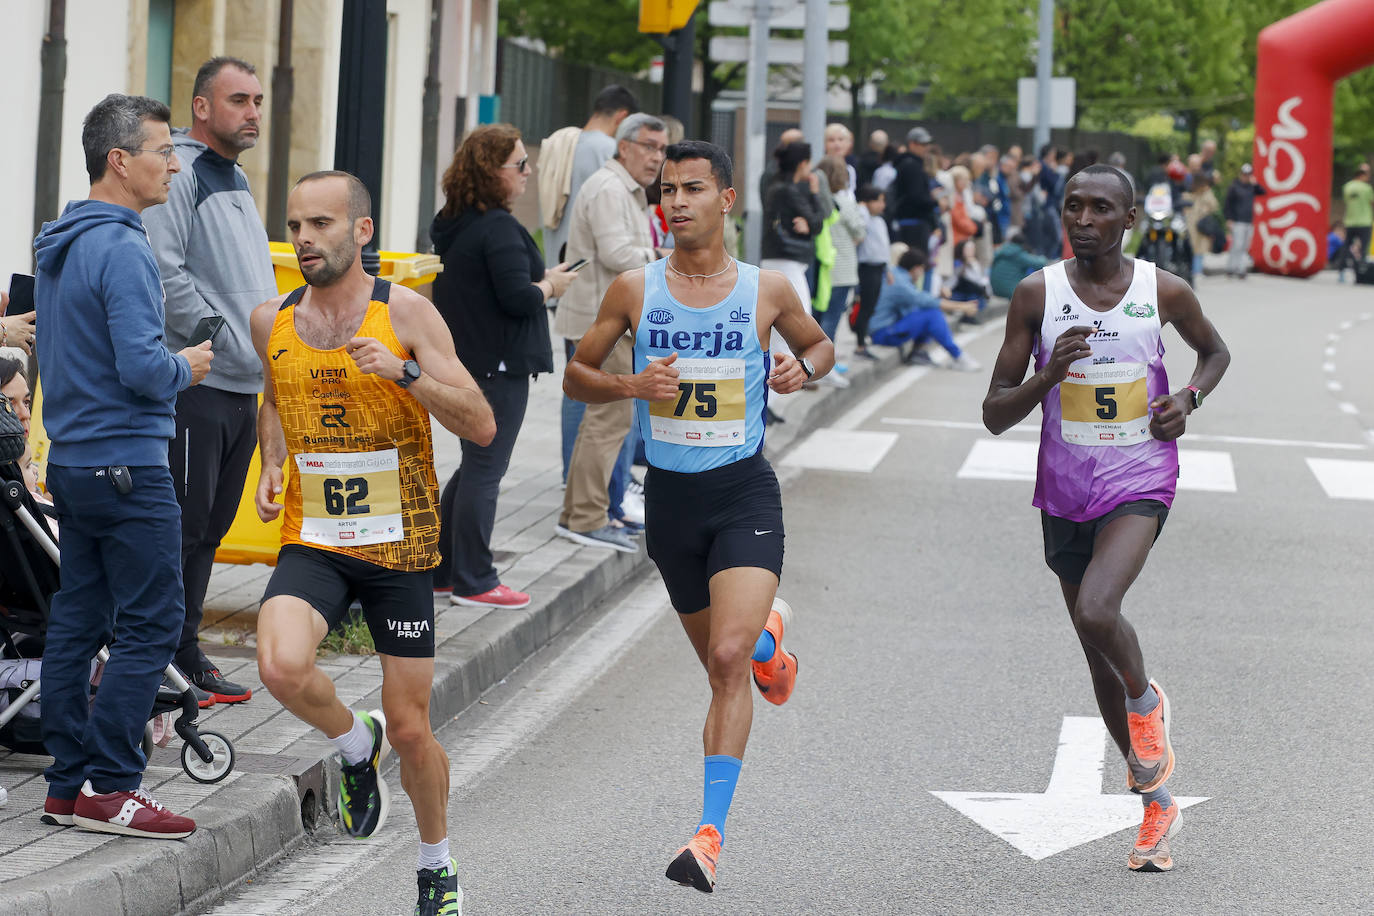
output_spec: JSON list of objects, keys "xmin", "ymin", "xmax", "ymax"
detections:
[
  {"xmin": 699, "ymin": 755, "xmax": 743, "ymax": 842},
  {"xmin": 751, "ymin": 630, "xmax": 776, "ymax": 663}
]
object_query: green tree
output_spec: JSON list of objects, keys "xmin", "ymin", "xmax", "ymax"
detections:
[{"xmin": 499, "ymin": 0, "xmax": 661, "ymax": 72}]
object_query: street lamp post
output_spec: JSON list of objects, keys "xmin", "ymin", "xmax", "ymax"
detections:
[{"xmin": 335, "ymin": 0, "xmax": 388, "ymax": 275}]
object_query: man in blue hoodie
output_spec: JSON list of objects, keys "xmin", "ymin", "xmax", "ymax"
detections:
[{"xmin": 33, "ymin": 93, "xmax": 214, "ymax": 839}]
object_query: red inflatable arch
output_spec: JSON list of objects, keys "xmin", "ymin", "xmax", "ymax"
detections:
[{"xmin": 1251, "ymin": 0, "xmax": 1374, "ymax": 277}]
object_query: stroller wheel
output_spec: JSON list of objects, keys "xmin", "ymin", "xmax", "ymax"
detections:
[{"xmin": 182, "ymin": 730, "xmax": 235, "ymax": 784}]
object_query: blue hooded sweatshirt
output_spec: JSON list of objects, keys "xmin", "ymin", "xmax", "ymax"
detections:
[{"xmin": 34, "ymin": 200, "xmax": 191, "ymax": 468}]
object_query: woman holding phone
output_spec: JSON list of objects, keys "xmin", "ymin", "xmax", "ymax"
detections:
[
  {"xmin": 2, "ymin": 281, "xmax": 39, "ymax": 354},
  {"xmin": 428, "ymin": 124, "xmax": 579, "ymax": 609}
]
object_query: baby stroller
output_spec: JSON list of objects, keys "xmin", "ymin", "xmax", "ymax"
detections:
[{"xmin": 0, "ymin": 430, "xmax": 234, "ymax": 784}]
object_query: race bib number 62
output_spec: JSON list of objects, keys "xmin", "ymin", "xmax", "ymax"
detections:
[{"xmin": 296, "ymin": 449, "xmax": 404, "ymax": 546}]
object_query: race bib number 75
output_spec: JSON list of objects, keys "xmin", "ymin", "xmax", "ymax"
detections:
[
  {"xmin": 1059, "ymin": 362, "xmax": 1150, "ymax": 446},
  {"xmin": 648, "ymin": 357, "xmax": 747, "ymax": 447},
  {"xmin": 296, "ymin": 449, "xmax": 404, "ymax": 546}
]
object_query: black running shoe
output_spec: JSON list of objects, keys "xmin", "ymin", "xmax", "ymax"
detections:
[
  {"xmin": 415, "ymin": 858, "xmax": 463, "ymax": 915},
  {"xmin": 338, "ymin": 709, "xmax": 390, "ymax": 838},
  {"xmin": 190, "ymin": 666, "xmax": 253, "ymax": 704}
]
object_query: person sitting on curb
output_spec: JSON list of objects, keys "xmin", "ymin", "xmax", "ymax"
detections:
[
  {"xmin": 868, "ymin": 247, "xmax": 981, "ymax": 370},
  {"xmin": 990, "ymin": 228, "xmax": 1050, "ymax": 300}
]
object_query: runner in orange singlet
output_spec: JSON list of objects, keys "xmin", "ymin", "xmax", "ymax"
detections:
[{"xmin": 251, "ymin": 171, "xmax": 494, "ymax": 915}]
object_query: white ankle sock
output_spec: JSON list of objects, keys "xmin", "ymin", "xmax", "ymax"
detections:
[
  {"xmin": 329, "ymin": 711, "xmax": 372, "ymax": 765},
  {"xmin": 418, "ymin": 838, "xmax": 451, "ymax": 872}
]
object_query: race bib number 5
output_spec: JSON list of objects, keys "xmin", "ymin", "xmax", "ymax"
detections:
[
  {"xmin": 1059, "ymin": 362, "xmax": 1151, "ymax": 446},
  {"xmin": 296, "ymin": 449, "xmax": 404, "ymax": 546},
  {"xmin": 648, "ymin": 358, "xmax": 746, "ymax": 447}
]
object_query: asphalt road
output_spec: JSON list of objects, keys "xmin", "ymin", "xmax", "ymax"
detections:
[{"xmin": 209, "ymin": 271, "xmax": 1374, "ymax": 916}]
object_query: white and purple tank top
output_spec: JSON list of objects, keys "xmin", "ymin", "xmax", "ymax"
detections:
[{"xmin": 1032, "ymin": 259, "xmax": 1178, "ymax": 522}]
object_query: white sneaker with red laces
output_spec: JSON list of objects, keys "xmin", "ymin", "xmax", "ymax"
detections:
[
  {"xmin": 72, "ymin": 781, "xmax": 195, "ymax": 839},
  {"xmin": 451, "ymin": 584, "xmax": 531, "ymax": 609}
]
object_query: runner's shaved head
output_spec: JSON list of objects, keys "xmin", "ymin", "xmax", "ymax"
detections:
[{"xmin": 1067, "ymin": 165, "xmax": 1134, "ymax": 209}]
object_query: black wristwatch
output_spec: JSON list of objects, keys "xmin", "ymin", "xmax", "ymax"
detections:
[
  {"xmin": 396, "ymin": 359, "xmax": 421, "ymax": 389},
  {"xmin": 800, "ymin": 357, "xmax": 816, "ymax": 380},
  {"xmin": 1186, "ymin": 385, "xmax": 1203, "ymax": 410}
]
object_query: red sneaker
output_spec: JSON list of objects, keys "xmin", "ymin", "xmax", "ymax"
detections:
[
  {"xmin": 451, "ymin": 584, "xmax": 531, "ymax": 609},
  {"xmin": 665, "ymin": 824, "xmax": 722, "ymax": 893},
  {"xmin": 1128, "ymin": 800, "xmax": 1182, "ymax": 872},
  {"xmin": 41, "ymin": 795, "xmax": 76, "ymax": 826},
  {"xmin": 751, "ymin": 597, "xmax": 799, "ymax": 706},
  {"xmin": 72, "ymin": 781, "xmax": 195, "ymax": 839}
]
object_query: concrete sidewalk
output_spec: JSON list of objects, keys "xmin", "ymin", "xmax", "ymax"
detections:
[{"xmin": 0, "ymin": 308, "xmax": 971, "ymax": 915}]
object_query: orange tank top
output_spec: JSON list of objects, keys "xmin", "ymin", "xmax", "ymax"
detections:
[{"xmin": 268, "ymin": 278, "xmax": 440, "ymax": 571}]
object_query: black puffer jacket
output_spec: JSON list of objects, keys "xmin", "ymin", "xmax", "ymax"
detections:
[
  {"xmin": 430, "ymin": 206, "xmax": 553, "ymax": 377},
  {"xmin": 760, "ymin": 177, "xmax": 823, "ymax": 263}
]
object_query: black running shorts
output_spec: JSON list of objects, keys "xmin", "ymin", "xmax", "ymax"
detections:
[
  {"xmin": 644, "ymin": 453, "xmax": 785, "ymax": 614},
  {"xmin": 262, "ymin": 544, "xmax": 435, "ymax": 657},
  {"xmin": 1040, "ymin": 499, "xmax": 1169, "ymax": 585}
]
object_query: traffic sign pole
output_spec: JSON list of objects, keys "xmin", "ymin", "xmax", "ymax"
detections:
[
  {"xmin": 743, "ymin": 0, "xmax": 771, "ymax": 263},
  {"xmin": 801, "ymin": 0, "xmax": 828, "ymax": 153}
]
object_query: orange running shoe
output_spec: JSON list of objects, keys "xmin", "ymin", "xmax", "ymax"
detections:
[
  {"xmin": 665, "ymin": 824, "xmax": 722, "ymax": 893},
  {"xmin": 1125, "ymin": 679, "xmax": 1174, "ymax": 794},
  {"xmin": 1128, "ymin": 800, "xmax": 1181, "ymax": 872},
  {"xmin": 751, "ymin": 597, "xmax": 798, "ymax": 706}
]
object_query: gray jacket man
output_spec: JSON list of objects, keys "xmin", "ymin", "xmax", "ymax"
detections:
[
  {"xmin": 141, "ymin": 57, "xmax": 275, "ymax": 701},
  {"xmin": 554, "ymin": 113, "xmax": 666, "ymax": 552}
]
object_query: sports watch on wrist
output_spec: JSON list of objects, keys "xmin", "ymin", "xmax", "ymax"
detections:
[
  {"xmin": 800, "ymin": 357, "xmax": 816, "ymax": 380},
  {"xmin": 396, "ymin": 359, "xmax": 421, "ymax": 389},
  {"xmin": 1185, "ymin": 385, "xmax": 1203, "ymax": 410}
]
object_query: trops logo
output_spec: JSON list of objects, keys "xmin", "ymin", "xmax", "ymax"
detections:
[
  {"xmin": 1123, "ymin": 302, "xmax": 1156, "ymax": 319},
  {"xmin": 647, "ymin": 308, "xmax": 674, "ymax": 325}
]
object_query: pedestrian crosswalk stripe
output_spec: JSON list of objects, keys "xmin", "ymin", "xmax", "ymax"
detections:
[
  {"xmin": 957, "ymin": 439, "xmax": 1037, "ymax": 482},
  {"xmin": 1306, "ymin": 458, "xmax": 1374, "ymax": 501},
  {"xmin": 956, "ymin": 439, "xmax": 1237, "ymax": 493},
  {"xmin": 782, "ymin": 428, "xmax": 900, "ymax": 472}
]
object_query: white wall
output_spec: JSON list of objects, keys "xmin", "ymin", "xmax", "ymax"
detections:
[
  {"xmin": 382, "ymin": 0, "xmax": 427, "ymax": 252},
  {"xmin": 1, "ymin": 5, "xmax": 48, "ymax": 281},
  {"xmin": 3, "ymin": 1, "xmax": 133, "ymax": 282}
]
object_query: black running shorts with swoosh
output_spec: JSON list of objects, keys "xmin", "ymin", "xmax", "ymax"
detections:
[
  {"xmin": 263, "ymin": 544, "xmax": 436, "ymax": 657},
  {"xmin": 644, "ymin": 453, "xmax": 785, "ymax": 614}
]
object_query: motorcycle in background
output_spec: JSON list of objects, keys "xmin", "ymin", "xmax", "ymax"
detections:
[{"xmin": 1136, "ymin": 182, "xmax": 1194, "ymax": 286}]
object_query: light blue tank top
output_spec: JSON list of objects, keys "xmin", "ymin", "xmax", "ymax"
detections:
[{"xmin": 633, "ymin": 258, "xmax": 768, "ymax": 472}]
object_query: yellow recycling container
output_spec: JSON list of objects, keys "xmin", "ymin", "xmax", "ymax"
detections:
[{"xmin": 214, "ymin": 244, "xmax": 443, "ymax": 566}]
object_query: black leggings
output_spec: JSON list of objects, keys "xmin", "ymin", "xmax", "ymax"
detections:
[{"xmin": 855, "ymin": 262, "xmax": 887, "ymax": 348}]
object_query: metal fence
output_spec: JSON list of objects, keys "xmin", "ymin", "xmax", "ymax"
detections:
[{"xmin": 497, "ymin": 40, "xmax": 664, "ymax": 143}]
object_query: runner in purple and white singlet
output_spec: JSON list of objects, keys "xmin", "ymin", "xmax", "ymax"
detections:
[{"xmin": 983, "ymin": 165, "xmax": 1230, "ymax": 874}]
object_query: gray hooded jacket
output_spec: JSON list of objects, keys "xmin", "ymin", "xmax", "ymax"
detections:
[{"xmin": 141, "ymin": 129, "xmax": 276, "ymax": 393}]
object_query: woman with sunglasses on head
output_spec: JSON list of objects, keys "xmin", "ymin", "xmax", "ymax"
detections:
[{"xmin": 429, "ymin": 124, "xmax": 579, "ymax": 610}]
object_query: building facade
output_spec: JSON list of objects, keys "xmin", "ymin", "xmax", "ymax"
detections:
[{"xmin": 3, "ymin": 0, "xmax": 497, "ymax": 280}]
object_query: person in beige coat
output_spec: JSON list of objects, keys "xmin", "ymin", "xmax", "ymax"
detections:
[{"xmin": 554, "ymin": 113, "xmax": 668, "ymax": 552}]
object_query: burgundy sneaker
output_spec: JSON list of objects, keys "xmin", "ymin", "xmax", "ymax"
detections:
[
  {"xmin": 451, "ymin": 584, "xmax": 531, "ymax": 609},
  {"xmin": 72, "ymin": 781, "xmax": 195, "ymax": 839},
  {"xmin": 41, "ymin": 795, "xmax": 76, "ymax": 826}
]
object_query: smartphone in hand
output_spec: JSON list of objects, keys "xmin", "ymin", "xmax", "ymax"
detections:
[
  {"xmin": 567, "ymin": 258, "xmax": 589, "ymax": 272},
  {"xmin": 6, "ymin": 274, "xmax": 35, "ymax": 316},
  {"xmin": 186, "ymin": 314, "xmax": 227, "ymax": 347}
]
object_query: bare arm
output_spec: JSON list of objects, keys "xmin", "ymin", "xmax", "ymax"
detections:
[
  {"xmin": 762, "ymin": 270, "xmax": 835, "ymax": 393},
  {"xmin": 1147, "ymin": 268, "xmax": 1231, "ymax": 441},
  {"xmin": 355, "ymin": 286, "xmax": 496, "ymax": 446},
  {"xmin": 251, "ymin": 297, "xmax": 289, "ymax": 521},
  {"xmin": 981, "ymin": 273, "xmax": 1094, "ymax": 435},
  {"xmin": 564, "ymin": 270, "xmax": 682, "ymax": 405}
]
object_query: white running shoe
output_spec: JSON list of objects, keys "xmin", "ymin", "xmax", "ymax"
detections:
[{"xmin": 950, "ymin": 353, "xmax": 983, "ymax": 372}]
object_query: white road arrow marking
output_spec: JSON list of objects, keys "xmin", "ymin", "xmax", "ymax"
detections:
[{"xmin": 931, "ymin": 716, "xmax": 1208, "ymax": 861}]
